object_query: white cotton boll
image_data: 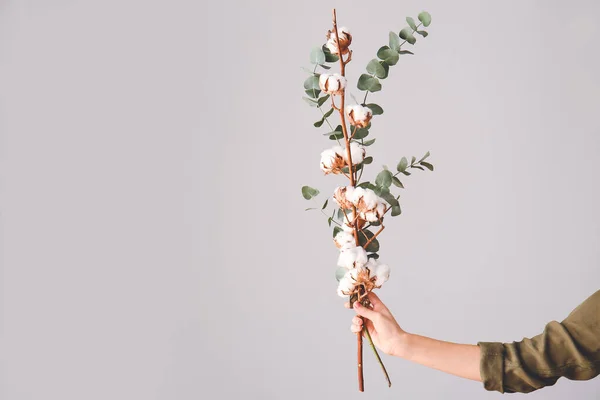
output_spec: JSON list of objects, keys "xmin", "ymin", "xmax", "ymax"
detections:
[
  {"xmin": 337, "ymin": 246, "xmax": 368, "ymax": 269},
  {"xmin": 345, "ymin": 186, "xmax": 364, "ymax": 204},
  {"xmin": 325, "ymin": 27, "xmax": 352, "ymax": 56},
  {"xmin": 334, "ymin": 230, "xmax": 355, "ymax": 249},
  {"xmin": 320, "ymin": 146, "xmax": 345, "ymax": 174},
  {"xmin": 363, "ymin": 210, "xmax": 378, "ymax": 222},
  {"xmin": 344, "ymin": 142, "xmax": 366, "ymax": 165},
  {"xmin": 337, "ymin": 273, "xmax": 355, "ymax": 297},
  {"xmin": 319, "ymin": 73, "xmax": 347, "ymax": 95},
  {"xmin": 373, "ymin": 263, "xmax": 390, "ymax": 287},
  {"xmin": 319, "ymin": 148, "xmax": 337, "ymax": 171},
  {"xmin": 346, "ymin": 104, "xmax": 373, "ymax": 128},
  {"xmin": 362, "ymin": 189, "xmax": 380, "ymax": 209}
]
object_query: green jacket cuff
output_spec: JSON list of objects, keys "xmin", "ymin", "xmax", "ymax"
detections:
[{"xmin": 478, "ymin": 342, "xmax": 505, "ymax": 393}]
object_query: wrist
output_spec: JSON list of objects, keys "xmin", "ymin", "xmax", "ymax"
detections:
[{"xmin": 389, "ymin": 331, "xmax": 411, "ymax": 358}]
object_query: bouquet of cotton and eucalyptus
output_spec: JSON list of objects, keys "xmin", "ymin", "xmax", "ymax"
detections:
[{"xmin": 301, "ymin": 9, "xmax": 434, "ymax": 391}]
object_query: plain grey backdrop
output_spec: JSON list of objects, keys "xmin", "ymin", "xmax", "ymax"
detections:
[{"xmin": 1, "ymin": 0, "xmax": 599, "ymax": 399}]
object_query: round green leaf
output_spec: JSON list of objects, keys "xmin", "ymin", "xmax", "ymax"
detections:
[
  {"xmin": 366, "ymin": 59, "xmax": 389, "ymax": 79},
  {"xmin": 357, "ymin": 74, "xmax": 382, "ymax": 92},
  {"xmin": 418, "ymin": 11, "xmax": 432, "ymax": 27},
  {"xmin": 406, "ymin": 16, "xmax": 417, "ymax": 31},
  {"xmin": 301, "ymin": 186, "xmax": 320, "ymax": 200},
  {"xmin": 375, "ymin": 170, "xmax": 393, "ymax": 188},
  {"xmin": 365, "ymin": 103, "xmax": 383, "ymax": 115},
  {"xmin": 392, "ymin": 176, "xmax": 404, "ymax": 188},
  {"xmin": 376, "ymin": 46, "xmax": 399, "ymax": 66},
  {"xmin": 389, "ymin": 31, "xmax": 401, "ymax": 52},
  {"xmin": 399, "ymin": 28, "xmax": 416, "ymax": 45},
  {"xmin": 362, "ymin": 138, "xmax": 376, "ymax": 146},
  {"xmin": 353, "ymin": 128, "xmax": 369, "ymax": 140},
  {"xmin": 417, "ymin": 30, "xmax": 428, "ymax": 37},
  {"xmin": 322, "ymin": 45, "xmax": 339, "ymax": 62},
  {"xmin": 303, "ymin": 75, "xmax": 320, "ymax": 90},
  {"xmin": 397, "ymin": 157, "xmax": 408, "ymax": 172},
  {"xmin": 310, "ymin": 47, "xmax": 326, "ymax": 65},
  {"xmin": 391, "ymin": 205, "xmax": 402, "ymax": 216}
]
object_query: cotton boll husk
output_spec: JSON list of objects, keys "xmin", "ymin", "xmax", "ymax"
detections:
[{"xmin": 337, "ymin": 246, "xmax": 368, "ymax": 269}]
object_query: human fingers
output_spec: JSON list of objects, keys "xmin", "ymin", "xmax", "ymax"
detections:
[
  {"xmin": 367, "ymin": 292, "xmax": 390, "ymax": 315},
  {"xmin": 353, "ymin": 301, "xmax": 380, "ymax": 321}
]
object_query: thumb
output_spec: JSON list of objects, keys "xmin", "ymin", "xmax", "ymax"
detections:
[{"xmin": 354, "ymin": 301, "xmax": 380, "ymax": 322}]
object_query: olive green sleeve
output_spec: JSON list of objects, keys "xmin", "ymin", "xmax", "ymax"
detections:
[{"xmin": 478, "ymin": 290, "xmax": 600, "ymax": 393}]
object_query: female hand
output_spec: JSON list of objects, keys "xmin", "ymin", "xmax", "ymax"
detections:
[{"xmin": 345, "ymin": 292, "xmax": 408, "ymax": 357}]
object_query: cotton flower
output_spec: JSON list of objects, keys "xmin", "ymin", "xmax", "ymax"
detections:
[
  {"xmin": 346, "ymin": 104, "xmax": 373, "ymax": 128},
  {"xmin": 337, "ymin": 246, "xmax": 368, "ymax": 269},
  {"xmin": 334, "ymin": 230, "xmax": 355, "ymax": 250},
  {"xmin": 326, "ymin": 27, "xmax": 352, "ymax": 55},
  {"xmin": 343, "ymin": 142, "xmax": 366, "ymax": 165},
  {"xmin": 345, "ymin": 187, "xmax": 387, "ymax": 222},
  {"xmin": 319, "ymin": 73, "xmax": 346, "ymax": 95},
  {"xmin": 320, "ymin": 146, "xmax": 345, "ymax": 174}
]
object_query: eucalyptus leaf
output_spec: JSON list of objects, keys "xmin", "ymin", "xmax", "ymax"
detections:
[
  {"xmin": 358, "ymin": 229, "xmax": 380, "ymax": 252},
  {"xmin": 381, "ymin": 192, "xmax": 399, "ymax": 207},
  {"xmin": 375, "ymin": 170, "xmax": 393, "ymax": 188},
  {"xmin": 397, "ymin": 157, "xmax": 408, "ymax": 172},
  {"xmin": 399, "ymin": 28, "xmax": 416, "ymax": 45},
  {"xmin": 357, "ymin": 74, "xmax": 382, "ymax": 92},
  {"xmin": 353, "ymin": 128, "xmax": 369, "ymax": 140},
  {"xmin": 357, "ymin": 182, "xmax": 376, "ymax": 190},
  {"xmin": 399, "ymin": 50, "xmax": 414, "ymax": 55},
  {"xmin": 310, "ymin": 47, "xmax": 326, "ymax": 65},
  {"xmin": 322, "ymin": 198, "xmax": 329, "ymax": 210},
  {"xmin": 322, "ymin": 45, "xmax": 339, "ymax": 62},
  {"xmin": 367, "ymin": 253, "xmax": 380, "ymax": 260},
  {"xmin": 389, "ymin": 31, "xmax": 401, "ymax": 52},
  {"xmin": 421, "ymin": 161, "xmax": 434, "ymax": 171},
  {"xmin": 365, "ymin": 103, "xmax": 383, "ymax": 115},
  {"xmin": 336, "ymin": 267, "xmax": 347, "ymax": 282},
  {"xmin": 406, "ymin": 16, "xmax": 417, "ymax": 31},
  {"xmin": 301, "ymin": 186, "xmax": 319, "ymax": 200},
  {"xmin": 329, "ymin": 131, "xmax": 345, "ymax": 140},
  {"xmin": 419, "ymin": 151, "xmax": 431, "ymax": 162},
  {"xmin": 302, "ymin": 97, "xmax": 318, "ymax": 107},
  {"xmin": 328, "ymin": 217, "xmax": 332, "ymax": 227},
  {"xmin": 411, "ymin": 156, "xmax": 416, "ymax": 165},
  {"xmin": 376, "ymin": 46, "xmax": 399, "ymax": 66},
  {"xmin": 417, "ymin": 30, "xmax": 428, "ymax": 37},
  {"xmin": 418, "ymin": 11, "xmax": 432, "ymax": 27},
  {"xmin": 362, "ymin": 138, "xmax": 376, "ymax": 146},
  {"xmin": 366, "ymin": 59, "xmax": 389, "ymax": 79},
  {"xmin": 391, "ymin": 205, "xmax": 402, "ymax": 216},
  {"xmin": 303, "ymin": 75, "xmax": 320, "ymax": 90},
  {"xmin": 317, "ymin": 94, "xmax": 330, "ymax": 107},
  {"xmin": 412, "ymin": 165, "xmax": 425, "ymax": 171},
  {"xmin": 305, "ymin": 89, "xmax": 320, "ymax": 99},
  {"xmin": 363, "ymin": 156, "xmax": 373, "ymax": 164},
  {"xmin": 392, "ymin": 176, "xmax": 404, "ymax": 188}
]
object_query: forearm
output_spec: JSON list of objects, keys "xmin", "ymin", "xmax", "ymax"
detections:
[{"xmin": 395, "ymin": 333, "xmax": 482, "ymax": 382}]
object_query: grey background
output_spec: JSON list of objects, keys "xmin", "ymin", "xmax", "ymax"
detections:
[{"xmin": 1, "ymin": 0, "xmax": 599, "ymax": 399}]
